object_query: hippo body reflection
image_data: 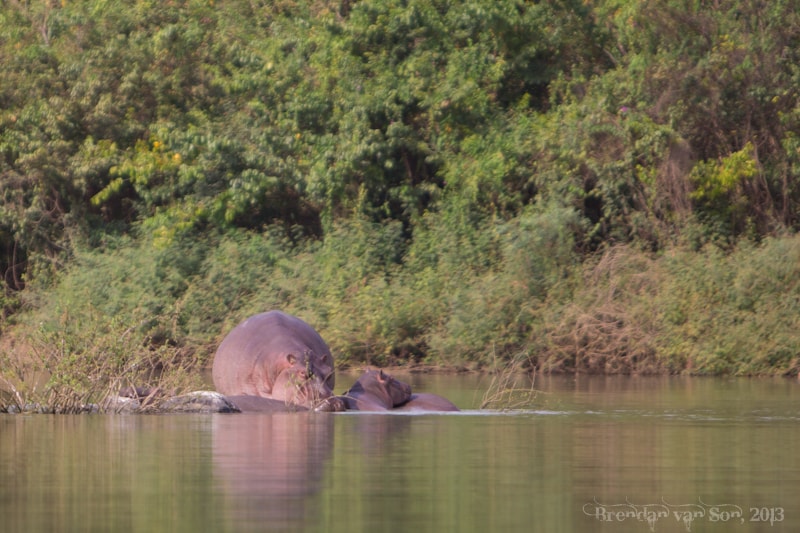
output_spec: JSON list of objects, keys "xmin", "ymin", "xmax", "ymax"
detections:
[{"xmin": 212, "ymin": 413, "xmax": 334, "ymax": 529}]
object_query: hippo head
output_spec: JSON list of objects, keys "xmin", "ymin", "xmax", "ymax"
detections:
[
  {"xmin": 351, "ymin": 369, "xmax": 412, "ymax": 408},
  {"xmin": 269, "ymin": 353, "xmax": 342, "ymax": 411},
  {"xmin": 376, "ymin": 370, "xmax": 413, "ymax": 407}
]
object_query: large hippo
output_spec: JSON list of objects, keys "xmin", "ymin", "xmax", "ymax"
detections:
[
  {"xmin": 342, "ymin": 369, "xmax": 412, "ymax": 411},
  {"xmin": 212, "ymin": 311, "xmax": 345, "ymax": 412}
]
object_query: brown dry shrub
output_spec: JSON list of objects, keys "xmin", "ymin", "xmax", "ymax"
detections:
[
  {"xmin": 0, "ymin": 309, "xmax": 203, "ymax": 413},
  {"xmin": 539, "ymin": 246, "xmax": 666, "ymax": 374}
]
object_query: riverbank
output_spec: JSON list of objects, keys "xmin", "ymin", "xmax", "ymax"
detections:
[
  {"xmin": 2, "ymin": 1, "xmax": 800, "ymax": 394},
  {"xmin": 3, "ymin": 233, "xmax": 800, "ymax": 418}
]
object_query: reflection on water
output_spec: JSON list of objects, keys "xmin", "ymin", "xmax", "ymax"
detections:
[
  {"xmin": 212, "ymin": 413, "xmax": 334, "ymax": 531},
  {"xmin": 1, "ymin": 376, "xmax": 799, "ymax": 532},
  {"xmin": 0, "ymin": 415, "xmax": 222, "ymax": 532}
]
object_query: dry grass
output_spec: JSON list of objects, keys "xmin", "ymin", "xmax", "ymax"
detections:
[
  {"xmin": 539, "ymin": 246, "xmax": 666, "ymax": 375},
  {"xmin": 0, "ymin": 315, "xmax": 202, "ymax": 414},
  {"xmin": 480, "ymin": 351, "xmax": 539, "ymax": 410}
]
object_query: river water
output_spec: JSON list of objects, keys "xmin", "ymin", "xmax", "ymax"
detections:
[{"xmin": 1, "ymin": 374, "xmax": 798, "ymax": 532}]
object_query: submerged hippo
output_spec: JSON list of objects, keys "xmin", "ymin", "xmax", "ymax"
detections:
[
  {"xmin": 395, "ymin": 392, "xmax": 459, "ymax": 412},
  {"xmin": 226, "ymin": 394, "xmax": 308, "ymax": 413},
  {"xmin": 342, "ymin": 369, "xmax": 413, "ymax": 411},
  {"xmin": 212, "ymin": 311, "xmax": 345, "ymax": 412},
  {"xmin": 343, "ymin": 369, "xmax": 460, "ymax": 412}
]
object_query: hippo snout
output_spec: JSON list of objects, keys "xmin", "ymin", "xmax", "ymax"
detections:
[
  {"xmin": 313, "ymin": 396, "xmax": 347, "ymax": 412},
  {"xmin": 272, "ymin": 366, "xmax": 338, "ymax": 410}
]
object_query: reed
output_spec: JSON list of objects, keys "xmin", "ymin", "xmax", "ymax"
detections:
[
  {"xmin": 480, "ymin": 350, "xmax": 539, "ymax": 410},
  {"xmin": 0, "ymin": 310, "xmax": 201, "ymax": 414}
]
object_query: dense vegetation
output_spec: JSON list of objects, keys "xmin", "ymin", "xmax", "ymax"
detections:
[{"xmin": 2, "ymin": 0, "xmax": 800, "ymax": 398}]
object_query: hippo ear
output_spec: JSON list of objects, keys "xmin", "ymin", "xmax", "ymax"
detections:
[
  {"xmin": 287, "ymin": 353, "xmax": 297, "ymax": 365},
  {"xmin": 378, "ymin": 370, "xmax": 387, "ymax": 383}
]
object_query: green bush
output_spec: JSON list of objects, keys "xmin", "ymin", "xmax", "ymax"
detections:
[{"xmin": 2, "ymin": 0, "xmax": 800, "ymax": 382}]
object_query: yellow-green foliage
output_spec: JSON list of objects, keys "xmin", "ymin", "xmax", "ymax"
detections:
[
  {"xmin": 690, "ymin": 143, "xmax": 758, "ymax": 203},
  {"xmin": 1, "ymin": 0, "xmax": 800, "ymax": 380}
]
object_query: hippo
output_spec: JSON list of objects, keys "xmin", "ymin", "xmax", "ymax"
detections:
[
  {"xmin": 118, "ymin": 385, "xmax": 156, "ymax": 400},
  {"xmin": 212, "ymin": 311, "xmax": 345, "ymax": 412},
  {"xmin": 395, "ymin": 392, "xmax": 460, "ymax": 412},
  {"xmin": 118, "ymin": 385, "xmax": 167, "ymax": 407},
  {"xmin": 226, "ymin": 394, "xmax": 308, "ymax": 413},
  {"xmin": 342, "ymin": 369, "xmax": 413, "ymax": 411}
]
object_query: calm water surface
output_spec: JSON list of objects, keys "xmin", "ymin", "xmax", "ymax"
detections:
[{"xmin": 1, "ymin": 374, "xmax": 798, "ymax": 532}]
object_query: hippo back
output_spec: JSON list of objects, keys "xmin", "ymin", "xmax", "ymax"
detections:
[
  {"xmin": 395, "ymin": 393, "xmax": 459, "ymax": 412},
  {"xmin": 212, "ymin": 311, "xmax": 335, "ymax": 400}
]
